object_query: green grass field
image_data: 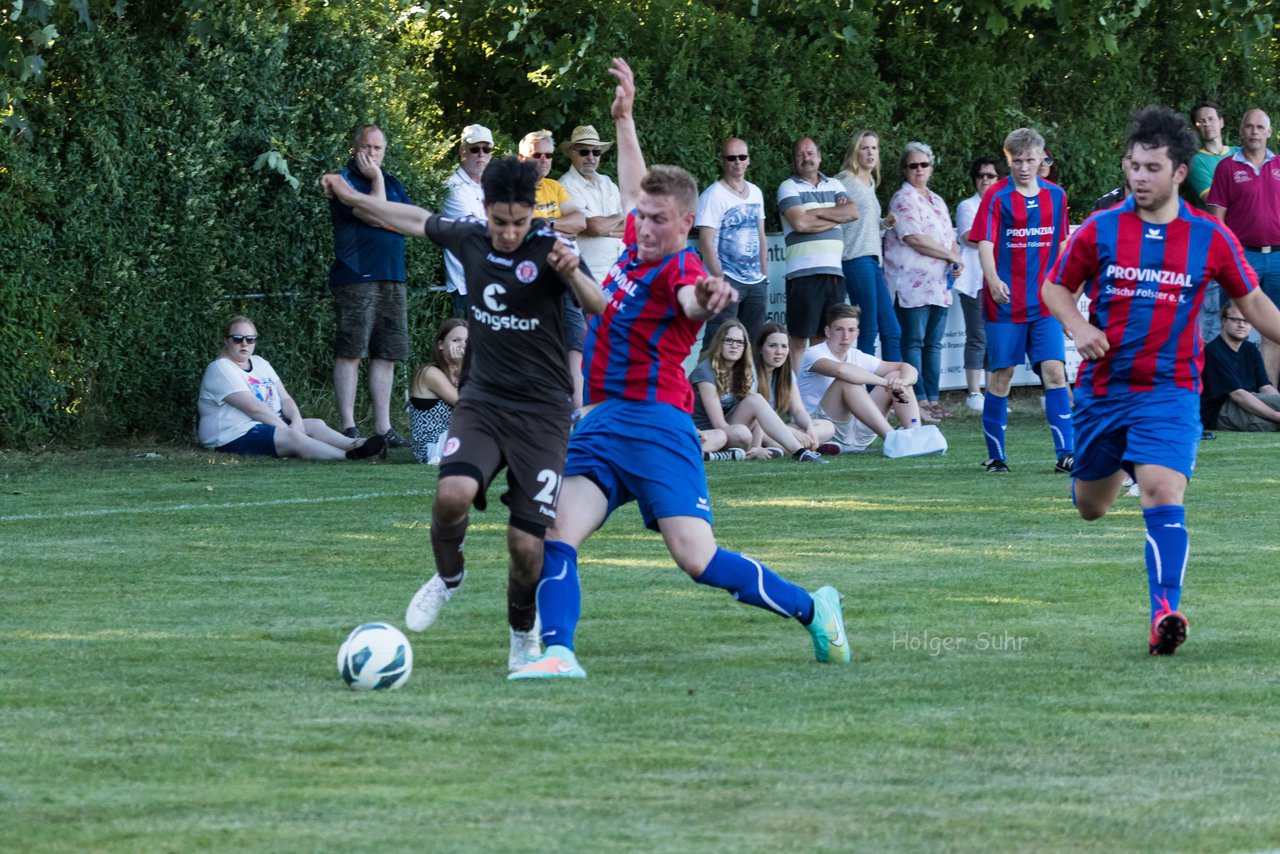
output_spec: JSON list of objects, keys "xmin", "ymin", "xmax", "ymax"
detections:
[{"xmin": 4, "ymin": 404, "xmax": 1280, "ymax": 853}]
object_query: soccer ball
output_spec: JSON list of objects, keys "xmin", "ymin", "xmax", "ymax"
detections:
[{"xmin": 337, "ymin": 622, "xmax": 413, "ymax": 690}]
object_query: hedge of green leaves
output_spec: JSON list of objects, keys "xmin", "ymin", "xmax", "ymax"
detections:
[{"xmin": 2, "ymin": 0, "xmax": 1276, "ymax": 447}]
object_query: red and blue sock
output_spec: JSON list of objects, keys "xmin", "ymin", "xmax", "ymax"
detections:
[{"xmin": 1143, "ymin": 505, "xmax": 1187, "ymax": 619}]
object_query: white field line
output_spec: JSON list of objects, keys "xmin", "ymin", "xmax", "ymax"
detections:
[{"xmin": 0, "ymin": 489, "xmax": 433, "ymax": 523}]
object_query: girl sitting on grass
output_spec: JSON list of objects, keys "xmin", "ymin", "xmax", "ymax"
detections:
[
  {"xmin": 408, "ymin": 318, "xmax": 468, "ymax": 464},
  {"xmin": 753, "ymin": 322, "xmax": 835, "ymax": 452},
  {"xmin": 690, "ymin": 320, "xmax": 826, "ymax": 463}
]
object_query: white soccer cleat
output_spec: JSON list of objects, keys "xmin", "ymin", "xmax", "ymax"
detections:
[
  {"xmin": 508, "ymin": 625, "xmax": 542, "ymax": 672},
  {"xmin": 405, "ymin": 572, "xmax": 462, "ymax": 632}
]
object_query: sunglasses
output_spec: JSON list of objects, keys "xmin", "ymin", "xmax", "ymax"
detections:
[
  {"xmin": 575, "ymin": 148, "xmax": 603, "ymax": 157},
  {"xmin": 977, "ymin": 172, "xmax": 998, "ymax": 179},
  {"xmin": 467, "ymin": 145, "xmax": 493, "ymax": 154},
  {"xmin": 721, "ymin": 154, "xmax": 749, "ymax": 162},
  {"xmin": 228, "ymin": 335, "xmax": 257, "ymax": 344},
  {"xmin": 527, "ymin": 152, "xmax": 553, "ymax": 160},
  {"xmin": 906, "ymin": 162, "xmax": 932, "ymax": 170}
]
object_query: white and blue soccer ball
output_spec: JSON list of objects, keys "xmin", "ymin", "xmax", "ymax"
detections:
[{"xmin": 337, "ymin": 622, "xmax": 413, "ymax": 690}]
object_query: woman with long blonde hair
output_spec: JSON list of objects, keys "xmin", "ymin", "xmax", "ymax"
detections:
[{"xmin": 836, "ymin": 129, "xmax": 901, "ymax": 360}]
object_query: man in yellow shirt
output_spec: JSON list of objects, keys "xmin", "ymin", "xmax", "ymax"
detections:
[{"xmin": 520, "ymin": 130, "xmax": 590, "ymax": 408}]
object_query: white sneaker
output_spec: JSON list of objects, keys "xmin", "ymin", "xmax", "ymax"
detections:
[
  {"xmin": 508, "ymin": 623, "xmax": 542, "ymax": 672},
  {"xmin": 405, "ymin": 572, "xmax": 463, "ymax": 632},
  {"xmin": 965, "ymin": 392, "xmax": 984, "ymax": 412}
]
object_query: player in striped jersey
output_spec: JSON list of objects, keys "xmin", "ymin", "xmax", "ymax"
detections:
[
  {"xmin": 1043, "ymin": 106, "xmax": 1280, "ymax": 655},
  {"xmin": 970, "ymin": 128, "xmax": 1074, "ymax": 474},
  {"xmin": 510, "ymin": 58, "xmax": 849, "ymax": 680}
]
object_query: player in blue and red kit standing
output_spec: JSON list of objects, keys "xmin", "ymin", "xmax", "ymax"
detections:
[
  {"xmin": 971, "ymin": 127, "xmax": 1074, "ymax": 474},
  {"xmin": 510, "ymin": 58, "xmax": 849, "ymax": 680},
  {"xmin": 1043, "ymin": 105, "xmax": 1280, "ymax": 655}
]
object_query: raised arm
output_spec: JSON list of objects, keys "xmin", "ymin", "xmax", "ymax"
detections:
[
  {"xmin": 321, "ymin": 173, "xmax": 433, "ymax": 238},
  {"xmin": 609, "ymin": 57, "xmax": 644, "ymax": 212}
]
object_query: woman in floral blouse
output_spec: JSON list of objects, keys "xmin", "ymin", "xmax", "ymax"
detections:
[{"xmin": 884, "ymin": 141, "xmax": 964, "ymax": 422}]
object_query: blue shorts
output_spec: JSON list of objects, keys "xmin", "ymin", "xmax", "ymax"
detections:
[
  {"xmin": 216, "ymin": 423, "xmax": 279, "ymax": 457},
  {"xmin": 1072, "ymin": 386, "xmax": 1199, "ymax": 482},
  {"xmin": 985, "ymin": 316, "xmax": 1066, "ymax": 371},
  {"xmin": 566, "ymin": 399, "xmax": 713, "ymax": 531}
]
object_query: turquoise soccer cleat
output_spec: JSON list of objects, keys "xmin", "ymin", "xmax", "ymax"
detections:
[
  {"xmin": 507, "ymin": 644, "xmax": 588, "ymax": 680},
  {"xmin": 807, "ymin": 585, "xmax": 851, "ymax": 664}
]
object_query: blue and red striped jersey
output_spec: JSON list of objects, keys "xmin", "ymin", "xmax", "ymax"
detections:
[
  {"xmin": 583, "ymin": 212, "xmax": 705, "ymax": 412},
  {"xmin": 970, "ymin": 177, "xmax": 1070, "ymax": 323},
  {"xmin": 1049, "ymin": 196, "xmax": 1258, "ymax": 396}
]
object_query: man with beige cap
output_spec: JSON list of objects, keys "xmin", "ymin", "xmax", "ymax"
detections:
[
  {"xmin": 559, "ymin": 125, "xmax": 625, "ymax": 283},
  {"xmin": 441, "ymin": 124, "xmax": 494, "ymax": 316}
]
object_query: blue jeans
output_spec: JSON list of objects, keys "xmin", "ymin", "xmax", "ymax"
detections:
[
  {"xmin": 843, "ymin": 256, "xmax": 902, "ymax": 360},
  {"xmin": 896, "ymin": 303, "xmax": 948, "ymax": 401},
  {"xmin": 1245, "ymin": 248, "xmax": 1280, "ymax": 345}
]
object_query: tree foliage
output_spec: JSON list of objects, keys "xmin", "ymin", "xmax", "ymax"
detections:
[{"xmin": 1, "ymin": 0, "xmax": 1277, "ymax": 446}]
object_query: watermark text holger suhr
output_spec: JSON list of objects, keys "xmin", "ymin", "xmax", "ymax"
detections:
[{"xmin": 891, "ymin": 628, "xmax": 1028, "ymax": 655}]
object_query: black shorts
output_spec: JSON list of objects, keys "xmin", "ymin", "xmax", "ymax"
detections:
[
  {"xmin": 785, "ymin": 274, "xmax": 845, "ymax": 339},
  {"xmin": 438, "ymin": 398, "xmax": 571, "ymax": 531},
  {"xmin": 332, "ymin": 281, "xmax": 409, "ymax": 361}
]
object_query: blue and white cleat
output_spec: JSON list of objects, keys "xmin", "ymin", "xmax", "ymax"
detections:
[
  {"xmin": 807, "ymin": 585, "xmax": 851, "ymax": 664},
  {"xmin": 507, "ymin": 644, "xmax": 587, "ymax": 680}
]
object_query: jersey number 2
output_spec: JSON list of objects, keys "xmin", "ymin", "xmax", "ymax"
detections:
[{"xmin": 533, "ymin": 469, "xmax": 561, "ymax": 506}]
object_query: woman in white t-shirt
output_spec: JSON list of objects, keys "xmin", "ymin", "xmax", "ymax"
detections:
[
  {"xmin": 954, "ymin": 156, "xmax": 1002, "ymax": 411},
  {"xmin": 836, "ymin": 129, "xmax": 901, "ymax": 360},
  {"xmin": 197, "ymin": 316, "xmax": 385, "ymax": 460}
]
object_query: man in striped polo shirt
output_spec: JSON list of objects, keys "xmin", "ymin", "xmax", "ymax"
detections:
[{"xmin": 777, "ymin": 138, "xmax": 859, "ymax": 370}]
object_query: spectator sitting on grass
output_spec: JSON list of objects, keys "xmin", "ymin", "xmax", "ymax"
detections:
[
  {"xmin": 408, "ymin": 318, "xmax": 468, "ymax": 463},
  {"xmin": 797, "ymin": 303, "xmax": 924, "ymax": 454},
  {"xmin": 198, "ymin": 316, "xmax": 385, "ymax": 460},
  {"xmin": 690, "ymin": 320, "xmax": 826, "ymax": 462},
  {"xmin": 753, "ymin": 322, "xmax": 835, "ymax": 451}
]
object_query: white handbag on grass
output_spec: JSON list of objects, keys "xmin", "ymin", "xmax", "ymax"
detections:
[{"xmin": 882, "ymin": 425, "xmax": 948, "ymax": 458}]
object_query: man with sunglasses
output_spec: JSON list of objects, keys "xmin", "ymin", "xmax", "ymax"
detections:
[
  {"xmin": 559, "ymin": 126, "xmax": 625, "ymax": 285},
  {"xmin": 442, "ymin": 124, "xmax": 495, "ymax": 317},
  {"xmin": 695, "ymin": 138, "xmax": 769, "ymax": 350},
  {"xmin": 327, "ymin": 123, "xmax": 412, "ymax": 449},
  {"xmin": 1201, "ymin": 303, "xmax": 1280, "ymax": 431},
  {"xmin": 520, "ymin": 129, "xmax": 589, "ymax": 409}
]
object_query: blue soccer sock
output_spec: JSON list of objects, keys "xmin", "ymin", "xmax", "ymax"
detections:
[
  {"xmin": 1044, "ymin": 386, "xmax": 1074, "ymax": 456},
  {"xmin": 1143, "ymin": 505, "xmax": 1187, "ymax": 619},
  {"xmin": 695, "ymin": 548, "xmax": 815, "ymax": 623},
  {"xmin": 536, "ymin": 540, "xmax": 581, "ymax": 651},
  {"xmin": 982, "ymin": 393, "xmax": 1008, "ymax": 461}
]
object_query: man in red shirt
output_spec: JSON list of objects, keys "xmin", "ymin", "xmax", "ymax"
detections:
[{"xmin": 1207, "ymin": 108, "xmax": 1280, "ymax": 384}]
